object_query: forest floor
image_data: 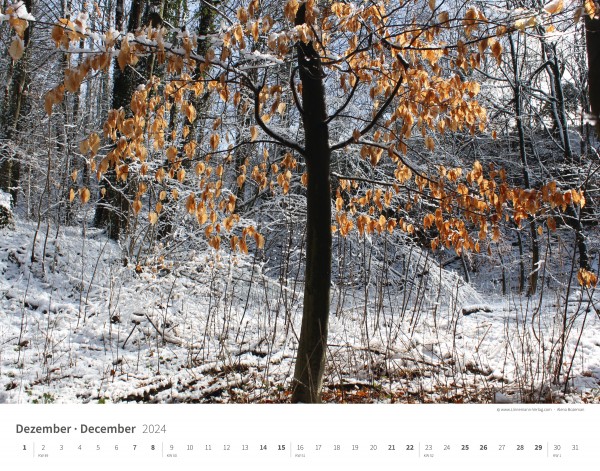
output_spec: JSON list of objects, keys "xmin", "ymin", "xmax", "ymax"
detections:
[{"xmin": 1, "ymin": 216, "xmax": 600, "ymax": 404}]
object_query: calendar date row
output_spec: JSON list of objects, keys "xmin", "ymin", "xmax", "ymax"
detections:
[{"xmin": 21, "ymin": 442, "xmax": 582, "ymax": 455}]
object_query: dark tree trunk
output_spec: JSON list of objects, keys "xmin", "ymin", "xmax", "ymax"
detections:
[
  {"xmin": 0, "ymin": 0, "xmax": 34, "ymax": 205},
  {"xmin": 94, "ymin": 0, "xmax": 145, "ymax": 240},
  {"xmin": 508, "ymin": 34, "xmax": 540, "ymax": 295},
  {"xmin": 139, "ymin": 0, "xmax": 165, "ymax": 79},
  {"xmin": 548, "ymin": 47, "xmax": 590, "ymax": 270},
  {"xmin": 291, "ymin": 4, "xmax": 332, "ymax": 403},
  {"xmin": 182, "ymin": 0, "xmax": 219, "ymax": 155},
  {"xmin": 158, "ymin": 0, "xmax": 219, "ymax": 240},
  {"xmin": 543, "ymin": 40, "xmax": 590, "ymax": 270},
  {"xmin": 586, "ymin": 4, "xmax": 600, "ymax": 131}
]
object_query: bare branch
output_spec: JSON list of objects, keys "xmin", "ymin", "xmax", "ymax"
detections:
[
  {"xmin": 250, "ymin": 83, "xmax": 305, "ymax": 156},
  {"xmin": 290, "ymin": 66, "xmax": 304, "ymax": 115},
  {"xmin": 331, "ymin": 57, "xmax": 408, "ymax": 152},
  {"xmin": 326, "ymin": 70, "xmax": 360, "ymax": 124}
]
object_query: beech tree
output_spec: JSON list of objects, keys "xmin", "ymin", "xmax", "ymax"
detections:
[{"xmin": 4, "ymin": 0, "xmax": 595, "ymax": 402}]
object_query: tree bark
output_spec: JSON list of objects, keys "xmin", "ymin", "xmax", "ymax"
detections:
[
  {"xmin": 540, "ymin": 38, "xmax": 590, "ymax": 270},
  {"xmin": 94, "ymin": 0, "xmax": 145, "ymax": 240},
  {"xmin": 157, "ymin": 0, "xmax": 218, "ymax": 240},
  {"xmin": 586, "ymin": 3, "xmax": 600, "ymax": 132},
  {"xmin": 547, "ymin": 46, "xmax": 590, "ymax": 270},
  {"xmin": 0, "ymin": 0, "xmax": 34, "ymax": 205},
  {"xmin": 291, "ymin": 4, "xmax": 332, "ymax": 403},
  {"xmin": 508, "ymin": 34, "xmax": 540, "ymax": 295}
]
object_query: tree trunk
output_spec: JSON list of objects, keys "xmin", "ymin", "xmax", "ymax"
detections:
[
  {"xmin": 541, "ymin": 39, "xmax": 590, "ymax": 270},
  {"xmin": 291, "ymin": 4, "xmax": 332, "ymax": 403},
  {"xmin": 509, "ymin": 34, "xmax": 539, "ymax": 295},
  {"xmin": 586, "ymin": 3, "xmax": 600, "ymax": 132},
  {"xmin": 0, "ymin": 0, "xmax": 34, "ymax": 205},
  {"xmin": 139, "ymin": 0, "xmax": 165, "ymax": 79},
  {"xmin": 158, "ymin": 0, "xmax": 218, "ymax": 240},
  {"xmin": 94, "ymin": 0, "xmax": 145, "ymax": 240}
]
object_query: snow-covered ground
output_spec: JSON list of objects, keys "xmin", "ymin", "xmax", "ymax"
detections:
[{"xmin": 1, "ymin": 217, "xmax": 599, "ymax": 403}]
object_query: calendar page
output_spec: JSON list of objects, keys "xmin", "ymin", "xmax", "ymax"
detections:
[
  {"xmin": 1, "ymin": 404, "xmax": 597, "ymax": 470},
  {"xmin": 2, "ymin": 0, "xmax": 600, "ymax": 470}
]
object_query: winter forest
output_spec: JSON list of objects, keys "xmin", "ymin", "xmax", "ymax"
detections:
[{"xmin": 1, "ymin": 0, "xmax": 600, "ymax": 404}]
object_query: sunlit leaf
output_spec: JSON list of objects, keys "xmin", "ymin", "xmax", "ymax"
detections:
[
  {"xmin": 544, "ymin": 0, "xmax": 564, "ymax": 15},
  {"xmin": 80, "ymin": 188, "xmax": 91, "ymax": 204},
  {"xmin": 210, "ymin": 133, "xmax": 220, "ymax": 150},
  {"xmin": 8, "ymin": 37, "xmax": 24, "ymax": 61}
]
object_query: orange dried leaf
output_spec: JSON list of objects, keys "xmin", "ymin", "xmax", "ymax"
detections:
[
  {"xmin": 544, "ymin": 0, "xmax": 564, "ymax": 15},
  {"xmin": 424, "ymin": 213, "xmax": 435, "ymax": 229},
  {"xmin": 585, "ymin": 0, "xmax": 598, "ymax": 19},
  {"xmin": 254, "ymin": 233, "xmax": 265, "ymax": 249},
  {"xmin": 425, "ymin": 136, "xmax": 435, "ymax": 152},
  {"xmin": 44, "ymin": 94, "xmax": 54, "ymax": 116},
  {"xmin": 117, "ymin": 39, "xmax": 130, "ymax": 71},
  {"xmin": 438, "ymin": 11, "xmax": 450, "ymax": 24},
  {"xmin": 492, "ymin": 226, "xmax": 501, "ymax": 242},
  {"xmin": 284, "ymin": 0, "xmax": 300, "ymax": 22},
  {"xmin": 184, "ymin": 103, "xmax": 197, "ymax": 123},
  {"xmin": 9, "ymin": 17, "xmax": 28, "ymax": 37},
  {"xmin": 577, "ymin": 268, "xmax": 598, "ymax": 288},
  {"xmin": 239, "ymin": 236, "xmax": 248, "ymax": 254},
  {"xmin": 491, "ymin": 40, "xmax": 503, "ymax": 66},
  {"xmin": 8, "ymin": 37, "xmax": 24, "ymax": 61},
  {"xmin": 52, "ymin": 25, "xmax": 65, "ymax": 47},
  {"xmin": 79, "ymin": 139, "xmax": 90, "ymax": 155},
  {"xmin": 237, "ymin": 7, "xmax": 249, "ymax": 24},
  {"xmin": 186, "ymin": 194, "xmax": 196, "ymax": 214},
  {"xmin": 210, "ymin": 133, "xmax": 220, "ymax": 150},
  {"xmin": 80, "ymin": 188, "xmax": 91, "ymax": 204}
]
